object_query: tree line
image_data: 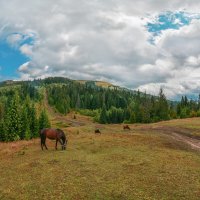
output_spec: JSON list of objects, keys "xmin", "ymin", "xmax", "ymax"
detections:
[
  {"xmin": 0, "ymin": 83, "xmax": 51, "ymax": 141},
  {"xmin": 46, "ymin": 78, "xmax": 200, "ymax": 124},
  {"xmin": 1, "ymin": 77, "xmax": 200, "ymax": 141}
]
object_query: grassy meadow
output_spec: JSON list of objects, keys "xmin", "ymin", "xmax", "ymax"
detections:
[{"xmin": 0, "ymin": 115, "xmax": 200, "ymax": 200}]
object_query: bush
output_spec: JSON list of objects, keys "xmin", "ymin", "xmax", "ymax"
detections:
[
  {"xmin": 190, "ymin": 110, "xmax": 197, "ymax": 118},
  {"xmin": 197, "ymin": 110, "xmax": 200, "ymax": 117},
  {"xmin": 123, "ymin": 120, "xmax": 130, "ymax": 124},
  {"xmin": 180, "ymin": 108, "xmax": 188, "ymax": 119},
  {"xmin": 78, "ymin": 109, "xmax": 99, "ymax": 117}
]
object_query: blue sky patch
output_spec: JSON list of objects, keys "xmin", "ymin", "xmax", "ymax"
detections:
[
  {"xmin": 0, "ymin": 39, "xmax": 29, "ymax": 80},
  {"xmin": 146, "ymin": 11, "xmax": 200, "ymax": 38},
  {"xmin": 0, "ymin": 33, "xmax": 35, "ymax": 81}
]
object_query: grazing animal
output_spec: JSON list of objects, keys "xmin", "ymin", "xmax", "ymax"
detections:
[
  {"xmin": 123, "ymin": 125, "xmax": 130, "ymax": 130},
  {"xmin": 95, "ymin": 129, "xmax": 101, "ymax": 134},
  {"xmin": 40, "ymin": 128, "xmax": 67, "ymax": 150}
]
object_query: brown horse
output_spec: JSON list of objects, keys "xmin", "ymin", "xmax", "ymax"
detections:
[
  {"xmin": 123, "ymin": 125, "xmax": 130, "ymax": 130},
  {"xmin": 40, "ymin": 128, "xmax": 67, "ymax": 150},
  {"xmin": 95, "ymin": 129, "xmax": 101, "ymax": 134}
]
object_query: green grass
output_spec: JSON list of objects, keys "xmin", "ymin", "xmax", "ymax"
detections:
[{"xmin": 0, "ymin": 122, "xmax": 200, "ymax": 200}]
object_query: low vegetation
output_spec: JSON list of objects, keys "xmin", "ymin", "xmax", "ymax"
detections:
[
  {"xmin": 0, "ymin": 118, "xmax": 200, "ymax": 200},
  {"xmin": 0, "ymin": 77, "xmax": 200, "ymax": 199},
  {"xmin": 1, "ymin": 77, "xmax": 200, "ymax": 142}
]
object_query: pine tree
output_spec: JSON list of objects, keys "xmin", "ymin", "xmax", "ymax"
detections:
[
  {"xmin": 0, "ymin": 102, "xmax": 4, "ymax": 120},
  {"xmin": 29, "ymin": 104, "xmax": 39, "ymax": 138},
  {"xmin": 157, "ymin": 88, "xmax": 169, "ymax": 120},
  {"xmin": 20, "ymin": 105, "xmax": 29, "ymax": 140},
  {"xmin": 39, "ymin": 109, "xmax": 51, "ymax": 130},
  {"xmin": 0, "ymin": 120, "xmax": 6, "ymax": 141},
  {"xmin": 99, "ymin": 104, "xmax": 107, "ymax": 124},
  {"xmin": 5, "ymin": 93, "xmax": 22, "ymax": 141}
]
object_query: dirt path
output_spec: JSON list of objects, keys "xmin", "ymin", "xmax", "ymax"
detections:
[
  {"xmin": 170, "ymin": 132, "xmax": 200, "ymax": 150},
  {"xmin": 152, "ymin": 126, "xmax": 200, "ymax": 151},
  {"xmin": 43, "ymin": 90, "xmax": 89, "ymax": 127},
  {"xmin": 43, "ymin": 90, "xmax": 200, "ymax": 151}
]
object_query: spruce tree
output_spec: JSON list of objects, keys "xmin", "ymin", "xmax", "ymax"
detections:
[
  {"xmin": 0, "ymin": 120, "xmax": 6, "ymax": 141},
  {"xmin": 29, "ymin": 104, "xmax": 39, "ymax": 138},
  {"xmin": 5, "ymin": 93, "xmax": 22, "ymax": 141},
  {"xmin": 0, "ymin": 102, "xmax": 4, "ymax": 120},
  {"xmin": 39, "ymin": 109, "xmax": 51, "ymax": 130},
  {"xmin": 20, "ymin": 105, "xmax": 29, "ymax": 140},
  {"xmin": 129, "ymin": 111, "xmax": 136, "ymax": 123},
  {"xmin": 157, "ymin": 88, "xmax": 169, "ymax": 120},
  {"xmin": 99, "ymin": 104, "xmax": 107, "ymax": 124}
]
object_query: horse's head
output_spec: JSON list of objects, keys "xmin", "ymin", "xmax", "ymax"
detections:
[
  {"xmin": 62, "ymin": 144, "xmax": 66, "ymax": 150},
  {"xmin": 62, "ymin": 135, "xmax": 68, "ymax": 150}
]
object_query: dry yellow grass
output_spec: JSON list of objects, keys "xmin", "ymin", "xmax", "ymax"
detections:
[
  {"xmin": 0, "ymin": 117, "xmax": 200, "ymax": 200},
  {"xmin": 76, "ymin": 80, "xmax": 114, "ymax": 88}
]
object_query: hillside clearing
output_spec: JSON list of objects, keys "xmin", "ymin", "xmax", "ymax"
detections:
[{"xmin": 0, "ymin": 116, "xmax": 200, "ymax": 200}]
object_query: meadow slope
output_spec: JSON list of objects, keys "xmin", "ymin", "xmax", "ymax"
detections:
[{"xmin": 0, "ymin": 114, "xmax": 200, "ymax": 200}]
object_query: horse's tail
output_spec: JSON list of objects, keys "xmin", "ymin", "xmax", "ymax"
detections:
[
  {"xmin": 40, "ymin": 129, "xmax": 44, "ymax": 138},
  {"xmin": 40, "ymin": 129, "xmax": 48, "ymax": 150},
  {"xmin": 39, "ymin": 129, "xmax": 42, "ymax": 137},
  {"xmin": 40, "ymin": 129, "xmax": 47, "ymax": 143},
  {"xmin": 40, "ymin": 129, "xmax": 44, "ymax": 150}
]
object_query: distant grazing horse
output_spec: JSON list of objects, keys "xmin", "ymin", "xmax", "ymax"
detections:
[
  {"xmin": 123, "ymin": 125, "xmax": 130, "ymax": 130},
  {"xmin": 40, "ymin": 128, "xmax": 67, "ymax": 150},
  {"xmin": 95, "ymin": 129, "xmax": 101, "ymax": 134}
]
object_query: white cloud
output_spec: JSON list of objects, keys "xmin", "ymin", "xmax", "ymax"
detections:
[
  {"xmin": 156, "ymin": 19, "xmax": 200, "ymax": 58},
  {"xmin": 20, "ymin": 44, "xmax": 33, "ymax": 56},
  {"xmin": 6, "ymin": 33, "xmax": 23, "ymax": 48},
  {"xmin": 1, "ymin": 1, "xmax": 200, "ymax": 99}
]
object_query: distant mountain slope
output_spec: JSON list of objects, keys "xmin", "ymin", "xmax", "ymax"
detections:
[
  {"xmin": 0, "ymin": 76, "xmax": 134, "ymax": 93},
  {"xmin": 77, "ymin": 80, "xmax": 114, "ymax": 88},
  {"xmin": 1, "ymin": 76, "xmax": 199, "ymax": 137}
]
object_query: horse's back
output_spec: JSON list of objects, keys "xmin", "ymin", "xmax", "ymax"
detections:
[{"xmin": 40, "ymin": 128, "xmax": 58, "ymax": 140}]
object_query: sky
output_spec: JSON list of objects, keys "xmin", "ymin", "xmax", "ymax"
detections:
[{"xmin": 1, "ymin": 0, "xmax": 200, "ymax": 100}]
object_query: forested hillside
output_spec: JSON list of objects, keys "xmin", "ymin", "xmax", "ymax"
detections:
[
  {"xmin": 0, "ymin": 83, "xmax": 51, "ymax": 141},
  {"xmin": 0, "ymin": 77, "xmax": 200, "ymax": 141}
]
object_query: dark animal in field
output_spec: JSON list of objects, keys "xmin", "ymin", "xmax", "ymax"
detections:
[
  {"xmin": 123, "ymin": 125, "xmax": 131, "ymax": 130},
  {"xmin": 95, "ymin": 129, "xmax": 101, "ymax": 134},
  {"xmin": 40, "ymin": 128, "xmax": 67, "ymax": 150},
  {"xmin": 73, "ymin": 115, "xmax": 76, "ymax": 119}
]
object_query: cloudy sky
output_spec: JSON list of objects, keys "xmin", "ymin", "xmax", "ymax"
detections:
[{"xmin": 1, "ymin": 0, "xmax": 200, "ymax": 99}]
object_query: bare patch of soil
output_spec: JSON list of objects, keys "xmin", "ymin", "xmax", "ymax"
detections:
[{"xmin": 151, "ymin": 126, "xmax": 200, "ymax": 151}]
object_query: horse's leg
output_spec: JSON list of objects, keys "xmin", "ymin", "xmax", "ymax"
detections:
[
  {"xmin": 61, "ymin": 138, "xmax": 65, "ymax": 150},
  {"xmin": 41, "ymin": 139, "xmax": 43, "ymax": 150},
  {"xmin": 63, "ymin": 137, "xmax": 67, "ymax": 150},
  {"xmin": 58, "ymin": 138, "xmax": 63, "ymax": 150},
  {"xmin": 43, "ymin": 137, "xmax": 48, "ymax": 150},
  {"xmin": 55, "ymin": 139, "xmax": 58, "ymax": 150}
]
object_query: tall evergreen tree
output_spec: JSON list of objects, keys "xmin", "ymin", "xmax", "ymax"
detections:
[
  {"xmin": 0, "ymin": 120, "xmax": 6, "ymax": 141},
  {"xmin": 157, "ymin": 88, "xmax": 169, "ymax": 120},
  {"xmin": 99, "ymin": 104, "xmax": 107, "ymax": 124},
  {"xmin": 29, "ymin": 104, "xmax": 39, "ymax": 138},
  {"xmin": 39, "ymin": 109, "xmax": 51, "ymax": 130},
  {"xmin": 5, "ymin": 93, "xmax": 22, "ymax": 141},
  {"xmin": 20, "ymin": 105, "xmax": 29, "ymax": 140}
]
